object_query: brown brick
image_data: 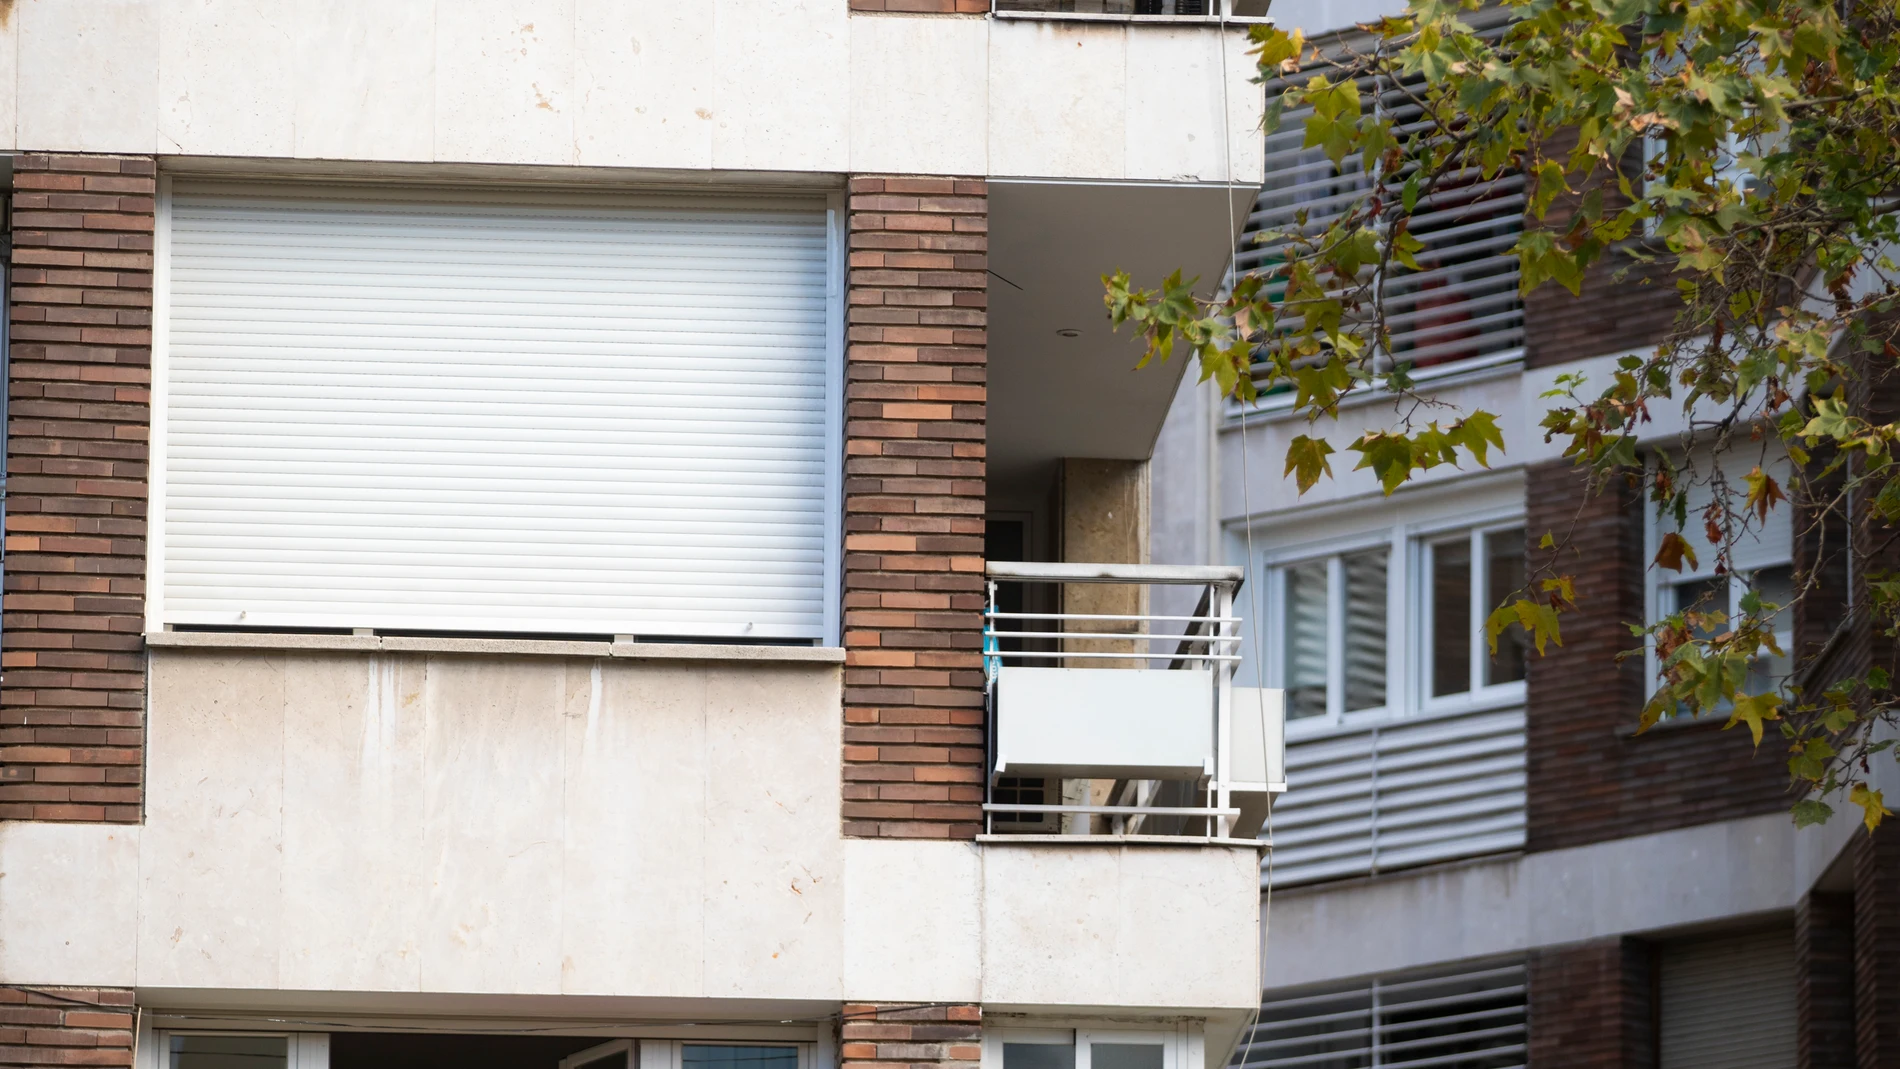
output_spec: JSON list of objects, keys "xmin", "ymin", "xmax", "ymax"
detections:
[
  {"xmin": 4, "ymin": 155, "xmax": 153, "ymax": 824},
  {"xmin": 843, "ymin": 176, "xmax": 987, "ymax": 841}
]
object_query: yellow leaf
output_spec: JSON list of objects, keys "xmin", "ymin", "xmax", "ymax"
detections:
[{"xmin": 1851, "ymin": 783, "xmax": 1893, "ymax": 833}]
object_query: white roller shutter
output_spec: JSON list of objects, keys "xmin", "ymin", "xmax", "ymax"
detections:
[
  {"xmin": 155, "ymin": 181, "xmax": 839, "ymax": 640},
  {"xmin": 1659, "ymin": 927, "xmax": 1797, "ymax": 1069}
]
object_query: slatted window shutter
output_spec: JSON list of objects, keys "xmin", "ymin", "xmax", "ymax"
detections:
[
  {"xmin": 156, "ymin": 182, "xmax": 839, "ymax": 640},
  {"xmin": 1241, "ymin": 23, "xmax": 1524, "ymax": 389},
  {"xmin": 1659, "ymin": 928, "xmax": 1797, "ymax": 1069},
  {"xmin": 1240, "ymin": 960, "xmax": 1527, "ymax": 1069}
]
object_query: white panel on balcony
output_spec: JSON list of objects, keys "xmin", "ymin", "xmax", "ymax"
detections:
[
  {"xmin": 1265, "ymin": 705, "xmax": 1525, "ymax": 887},
  {"xmin": 995, "ymin": 666, "xmax": 1215, "ymax": 779},
  {"xmin": 160, "ymin": 182, "xmax": 836, "ymax": 640},
  {"xmin": 1237, "ymin": 960, "xmax": 1527, "ymax": 1069}
]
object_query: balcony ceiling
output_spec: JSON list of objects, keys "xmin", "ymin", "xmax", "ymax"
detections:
[{"xmin": 986, "ymin": 179, "xmax": 1253, "ymax": 486}]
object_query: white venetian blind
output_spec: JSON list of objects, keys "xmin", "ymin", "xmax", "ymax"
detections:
[{"xmin": 159, "ymin": 182, "xmax": 836, "ymax": 639}]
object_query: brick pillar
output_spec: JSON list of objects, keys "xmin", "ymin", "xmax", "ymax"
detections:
[
  {"xmin": 0, "ymin": 154, "xmax": 154, "ymax": 823},
  {"xmin": 840, "ymin": 175, "xmax": 988, "ymax": 840},
  {"xmin": 1528, "ymin": 938, "xmax": 1655, "ymax": 1069},
  {"xmin": 841, "ymin": 1003, "xmax": 980, "ymax": 1069},
  {"xmin": 1799, "ymin": 890, "xmax": 1858, "ymax": 1069},
  {"xmin": 1854, "ymin": 828, "xmax": 1900, "ymax": 1069},
  {"xmin": 0, "ymin": 986, "xmax": 136, "ymax": 1069}
]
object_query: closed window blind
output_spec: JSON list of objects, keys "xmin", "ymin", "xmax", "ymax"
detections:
[
  {"xmin": 158, "ymin": 182, "xmax": 838, "ymax": 640},
  {"xmin": 1239, "ymin": 960, "xmax": 1527, "ymax": 1069},
  {"xmin": 1659, "ymin": 927, "xmax": 1797, "ymax": 1069}
]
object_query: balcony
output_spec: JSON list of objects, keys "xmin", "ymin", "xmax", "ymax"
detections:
[{"xmin": 981, "ymin": 561, "xmax": 1285, "ymax": 843}]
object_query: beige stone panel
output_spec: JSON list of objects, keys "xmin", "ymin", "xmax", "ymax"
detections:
[
  {"xmin": 0, "ymin": 823, "xmax": 139, "ymax": 985},
  {"xmin": 434, "ymin": 0, "xmax": 576, "ymax": 165},
  {"xmin": 700, "ymin": 664, "xmax": 845, "ymax": 998},
  {"xmin": 17, "ymin": 0, "xmax": 159, "ymax": 153},
  {"xmin": 0, "ymin": 5, "xmax": 20, "ymax": 149},
  {"xmin": 841, "ymin": 839, "xmax": 981, "ymax": 1003},
  {"xmin": 157, "ymin": 0, "xmax": 295, "ymax": 156},
  {"xmin": 848, "ymin": 15, "xmax": 987, "ymax": 177},
  {"xmin": 559, "ymin": 659, "xmax": 709, "ymax": 995},
  {"xmin": 138, "ymin": 652, "xmax": 288, "ymax": 988},
  {"xmin": 572, "ymin": 0, "xmax": 714, "ymax": 169},
  {"xmin": 710, "ymin": 0, "xmax": 848, "ymax": 173},
  {"xmin": 418, "ymin": 656, "xmax": 567, "ymax": 993},
  {"xmin": 1121, "ymin": 29, "xmax": 1229, "ymax": 184},
  {"xmin": 279, "ymin": 654, "xmax": 428, "ymax": 991},
  {"xmin": 293, "ymin": 0, "xmax": 437, "ymax": 161},
  {"xmin": 980, "ymin": 845, "xmax": 1259, "ymax": 1010},
  {"xmin": 988, "ymin": 20, "xmax": 1125, "ymax": 180}
]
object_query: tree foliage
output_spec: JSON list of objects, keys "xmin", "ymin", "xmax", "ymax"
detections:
[{"xmin": 1105, "ymin": 0, "xmax": 1900, "ymax": 829}]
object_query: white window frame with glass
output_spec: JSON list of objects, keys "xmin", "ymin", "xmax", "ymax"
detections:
[
  {"xmin": 982, "ymin": 1024, "xmax": 1204, "ymax": 1069},
  {"xmin": 1242, "ymin": 483, "xmax": 1528, "ymax": 738},
  {"xmin": 144, "ymin": 1032, "xmax": 329, "ymax": 1069},
  {"xmin": 1644, "ymin": 446, "xmax": 1796, "ymax": 712}
]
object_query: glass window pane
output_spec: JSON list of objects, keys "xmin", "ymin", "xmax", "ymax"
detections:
[
  {"xmin": 1004, "ymin": 1045, "xmax": 1076, "ymax": 1069},
  {"xmin": 1091, "ymin": 1044, "xmax": 1165, "ymax": 1069},
  {"xmin": 1431, "ymin": 539, "xmax": 1472, "ymax": 697},
  {"xmin": 683, "ymin": 1048, "xmax": 799, "ymax": 1069},
  {"xmin": 1342, "ymin": 548, "xmax": 1388, "ymax": 711},
  {"xmin": 1282, "ymin": 559, "xmax": 1330, "ymax": 719},
  {"xmin": 1746, "ymin": 565, "xmax": 1795, "ymax": 695},
  {"xmin": 1485, "ymin": 529, "xmax": 1528, "ymax": 686},
  {"xmin": 170, "ymin": 1036, "xmax": 288, "ymax": 1069}
]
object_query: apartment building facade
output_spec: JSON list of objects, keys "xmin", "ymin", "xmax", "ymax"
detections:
[
  {"xmin": 1148, "ymin": 2, "xmax": 1900, "ymax": 1066},
  {"xmin": 0, "ymin": 4, "xmax": 1288, "ymax": 1069}
]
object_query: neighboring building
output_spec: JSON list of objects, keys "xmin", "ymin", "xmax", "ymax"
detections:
[
  {"xmin": 1149, "ymin": 4, "xmax": 1900, "ymax": 1067},
  {"xmin": 0, "ymin": 5, "xmax": 1288, "ymax": 1069}
]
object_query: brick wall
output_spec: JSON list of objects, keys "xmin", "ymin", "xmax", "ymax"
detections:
[
  {"xmin": 0, "ymin": 987, "xmax": 136, "ymax": 1069},
  {"xmin": 1527, "ymin": 938, "xmax": 1655, "ymax": 1069},
  {"xmin": 1798, "ymin": 890, "xmax": 1858, "ymax": 1069},
  {"xmin": 841, "ymin": 1003, "xmax": 980, "ymax": 1069},
  {"xmin": 1854, "ymin": 828, "xmax": 1900, "ymax": 1069},
  {"xmin": 0, "ymin": 154, "xmax": 154, "ymax": 824},
  {"xmin": 1524, "ymin": 137, "xmax": 1680, "ymax": 370},
  {"xmin": 1524, "ymin": 460, "xmax": 1789, "ymax": 853},
  {"xmin": 841, "ymin": 175, "xmax": 988, "ymax": 840}
]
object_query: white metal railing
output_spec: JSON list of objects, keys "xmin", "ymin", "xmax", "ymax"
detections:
[
  {"xmin": 991, "ymin": 0, "xmax": 1272, "ymax": 21},
  {"xmin": 1268, "ymin": 703, "xmax": 1526, "ymax": 886},
  {"xmin": 982, "ymin": 561, "xmax": 1283, "ymax": 841}
]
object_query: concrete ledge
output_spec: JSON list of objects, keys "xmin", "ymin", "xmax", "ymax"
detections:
[{"xmin": 145, "ymin": 631, "xmax": 846, "ymax": 664}]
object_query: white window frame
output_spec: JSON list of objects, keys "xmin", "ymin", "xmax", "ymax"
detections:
[
  {"xmin": 147, "ymin": 177, "xmax": 849, "ymax": 647},
  {"xmin": 1252, "ymin": 505, "xmax": 1527, "ymax": 738},
  {"xmin": 1415, "ymin": 521, "xmax": 1533, "ymax": 715},
  {"xmin": 982, "ymin": 1024, "xmax": 1203, "ymax": 1069},
  {"xmin": 1641, "ymin": 452, "xmax": 1797, "ymax": 708},
  {"xmin": 143, "ymin": 1031, "xmax": 328, "ymax": 1069}
]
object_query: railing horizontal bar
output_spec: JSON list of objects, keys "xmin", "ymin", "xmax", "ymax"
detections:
[
  {"xmin": 986, "ymin": 560, "xmax": 1244, "ymax": 584},
  {"xmin": 987, "ymin": 611, "xmax": 1242, "ymax": 623},
  {"xmin": 985, "ymin": 629, "xmax": 1241, "ymax": 644},
  {"xmin": 987, "ymin": 650, "xmax": 1242, "ymax": 662},
  {"xmin": 984, "ymin": 804, "xmax": 1242, "ymax": 816}
]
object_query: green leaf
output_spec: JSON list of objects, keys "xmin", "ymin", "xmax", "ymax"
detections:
[
  {"xmin": 1792, "ymin": 799, "xmax": 1835, "ymax": 827},
  {"xmin": 1284, "ymin": 435, "xmax": 1336, "ymax": 494},
  {"xmin": 1351, "ymin": 431, "xmax": 1417, "ymax": 495}
]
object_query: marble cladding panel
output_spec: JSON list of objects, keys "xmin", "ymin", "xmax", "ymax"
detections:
[{"xmin": 2, "ymin": 1, "xmax": 1263, "ymax": 181}]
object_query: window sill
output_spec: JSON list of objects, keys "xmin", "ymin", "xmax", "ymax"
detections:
[
  {"xmin": 1615, "ymin": 712, "xmax": 1726, "ymax": 739},
  {"xmin": 978, "ymin": 833, "xmax": 1269, "ymax": 849},
  {"xmin": 144, "ymin": 630, "xmax": 846, "ymax": 664},
  {"xmin": 990, "ymin": 10, "xmax": 1270, "ymax": 25},
  {"xmin": 1227, "ymin": 349, "xmax": 1526, "ymax": 429}
]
